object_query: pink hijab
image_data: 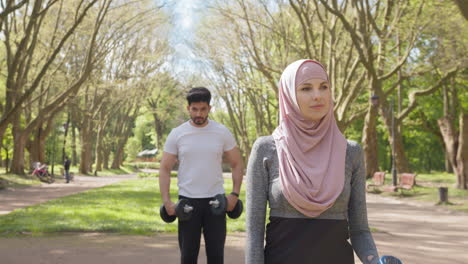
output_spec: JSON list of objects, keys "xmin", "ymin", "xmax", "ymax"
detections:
[{"xmin": 272, "ymin": 59, "xmax": 347, "ymax": 217}]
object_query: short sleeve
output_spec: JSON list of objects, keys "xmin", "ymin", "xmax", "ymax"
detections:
[
  {"xmin": 163, "ymin": 129, "xmax": 178, "ymax": 155},
  {"xmin": 223, "ymin": 127, "xmax": 237, "ymax": 151}
]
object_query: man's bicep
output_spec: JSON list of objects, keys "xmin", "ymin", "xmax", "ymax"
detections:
[
  {"xmin": 160, "ymin": 152, "xmax": 177, "ymax": 170},
  {"xmin": 224, "ymin": 147, "xmax": 242, "ymax": 165}
]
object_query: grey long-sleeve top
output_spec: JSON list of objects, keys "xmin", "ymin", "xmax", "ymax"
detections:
[{"xmin": 246, "ymin": 136, "xmax": 379, "ymax": 264}]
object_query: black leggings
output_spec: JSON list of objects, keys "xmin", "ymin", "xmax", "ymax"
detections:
[{"xmin": 178, "ymin": 196, "xmax": 226, "ymax": 264}]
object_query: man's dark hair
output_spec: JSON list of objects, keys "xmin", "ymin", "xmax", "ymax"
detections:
[{"xmin": 186, "ymin": 87, "xmax": 211, "ymax": 105}]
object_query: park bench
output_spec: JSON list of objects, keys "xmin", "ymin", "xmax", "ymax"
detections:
[
  {"xmin": 382, "ymin": 172, "xmax": 417, "ymax": 192},
  {"xmin": 366, "ymin": 171, "xmax": 385, "ymax": 191},
  {"xmin": 398, "ymin": 173, "xmax": 417, "ymax": 190}
]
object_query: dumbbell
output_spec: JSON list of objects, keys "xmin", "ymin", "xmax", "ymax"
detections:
[
  {"xmin": 209, "ymin": 193, "xmax": 243, "ymax": 219},
  {"xmin": 160, "ymin": 199, "xmax": 194, "ymax": 223},
  {"xmin": 379, "ymin": 256, "xmax": 402, "ymax": 264}
]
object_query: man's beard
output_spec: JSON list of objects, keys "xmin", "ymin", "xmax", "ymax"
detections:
[{"xmin": 191, "ymin": 116, "xmax": 207, "ymax": 125}]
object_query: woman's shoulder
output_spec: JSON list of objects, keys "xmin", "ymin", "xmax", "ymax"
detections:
[
  {"xmin": 346, "ymin": 139, "xmax": 361, "ymax": 150},
  {"xmin": 252, "ymin": 136, "xmax": 275, "ymax": 153},
  {"xmin": 345, "ymin": 140, "xmax": 363, "ymax": 156},
  {"xmin": 254, "ymin": 135, "xmax": 274, "ymax": 146},
  {"xmin": 345, "ymin": 140, "xmax": 364, "ymax": 169}
]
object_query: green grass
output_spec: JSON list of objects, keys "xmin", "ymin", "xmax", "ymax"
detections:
[
  {"xmin": 93, "ymin": 164, "xmax": 139, "ymax": 177},
  {"xmin": 369, "ymin": 171, "xmax": 468, "ymax": 213},
  {"xmin": 414, "ymin": 172, "xmax": 457, "ymax": 185},
  {"xmin": 0, "ymin": 178, "xmax": 246, "ymax": 236},
  {"xmin": 137, "ymin": 171, "xmax": 177, "ymax": 178},
  {"xmin": 0, "ymin": 173, "xmax": 42, "ymax": 188}
]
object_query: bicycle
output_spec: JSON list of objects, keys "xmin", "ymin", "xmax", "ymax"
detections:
[{"xmin": 31, "ymin": 162, "xmax": 55, "ymax": 184}]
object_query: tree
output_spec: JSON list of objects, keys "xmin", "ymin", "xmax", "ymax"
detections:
[
  {"xmin": 197, "ymin": 0, "xmax": 370, "ymax": 160},
  {"xmin": 1, "ymin": 0, "xmax": 101, "ymax": 174},
  {"xmin": 453, "ymin": 0, "xmax": 468, "ymax": 20},
  {"xmin": 0, "ymin": 0, "xmax": 28, "ymax": 31},
  {"xmin": 147, "ymin": 72, "xmax": 184, "ymax": 151},
  {"xmin": 81, "ymin": 0, "xmax": 171, "ymax": 172},
  {"xmin": 319, "ymin": 0, "xmax": 462, "ymax": 178}
]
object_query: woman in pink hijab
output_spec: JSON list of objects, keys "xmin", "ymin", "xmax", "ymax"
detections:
[{"xmin": 246, "ymin": 59, "xmax": 379, "ymax": 264}]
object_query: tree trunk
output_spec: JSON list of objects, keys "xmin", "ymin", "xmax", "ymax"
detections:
[
  {"xmin": 456, "ymin": 113, "xmax": 467, "ymax": 189},
  {"xmin": 79, "ymin": 119, "xmax": 93, "ymax": 174},
  {"xmin": 95, "ymin": 146, "xmax": 103, "ymax": 172},
  {"xmin": 381, "ymin": 116, "xmax": 411, "ymax": 173},
  {"xmin": 28, "ymin": 129, "xmax": 46, "ymax": 164},
  {"xmin": 94, "ymin": 130, "xmax": 104, "ymax": 172},
  {"xmin": 0, "ymin": 129, "xmax": 4, "ymax": 168},
  {"xmin": 3, "ymin": 145, "xmax": 10, "ymax": 173},
  {"xmin": 392, "ymin": 128, "xmax": 411, "ymax": 173},
  {"xmin": 28, "ymin": 119, "xmax": 52, "ymax": 165},
  {"xmin": 28, "ymin": 136, "xmax": 39, "ymax": 164},
  {"xmin": 103, "ymin": 146, "xmax": 111, "ymax": 170},
  {"xmin": 71, "ymin": 123, "xmax": 78, "ymax": 166},
  {"xmin": 438, "ymin": 116, "xmax": 458, "ymax": 178},
  {"xmin": 111, "ymin": 112, "xmax": 137, "ymax": 169},
  {"xmin": 10, "ymin": 131, "xmax": 27, "ymax": 175},
  {"xmin": 80, "ymin": 140, "xmax": 93, "ymax": 174},
  {"xmin": 111, "ymin": 145, "xmax": 124, "ymax": 169},
  {"xmin": 62, "ymin": 113, "xmax": 70, "ymax": 163},
  {"xmin": 362, "ymin": 104, "xmax": 379, "ymax": 179},
  {"xmin": 153, "ymin": 116, "xmax": 164, "ymax": 151},
  {"xmin": 445, "ymin": 152, "xmax": 454, "ymax": 173}
]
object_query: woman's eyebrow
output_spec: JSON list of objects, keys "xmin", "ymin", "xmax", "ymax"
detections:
[{"xmin": 298, "ymin": 81, "xmax": 329, "ymax": 86}]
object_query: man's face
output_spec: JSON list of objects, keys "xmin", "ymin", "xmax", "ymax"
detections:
[{"xmin": 187, "ymin": 102, "xmax": 211, "ymax": 126}]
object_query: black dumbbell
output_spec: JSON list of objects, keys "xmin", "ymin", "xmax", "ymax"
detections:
[
  {"xmin": 209, "ymin": 194, "xmax": 227, "ymax": 215},
  {"xmin": 227, "ymin": 199, "xmax": 243, "ymax": 219},
  {"xmin": 160, "ymin": 199, "xmax": 194, "ymax": 223},
  {"xmin": 209, "ymin": 194, "xmax": 243, "ymax": 219}
]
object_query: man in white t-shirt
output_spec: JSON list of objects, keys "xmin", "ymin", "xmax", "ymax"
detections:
[{"xmin": 159, "ymin": 87, "xmax": 244, "ymax": 264}]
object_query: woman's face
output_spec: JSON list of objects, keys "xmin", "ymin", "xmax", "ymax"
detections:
[{"xmin": 296, "ymin": 78, "xmax": 331, "ymax": 122}]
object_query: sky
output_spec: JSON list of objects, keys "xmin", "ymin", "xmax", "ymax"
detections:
[{"xmin": 162, "ymin": 0, "xmax": 208, "ymax": 78}]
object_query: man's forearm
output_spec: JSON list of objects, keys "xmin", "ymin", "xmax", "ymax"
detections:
[
  {"xmin": 159, "ymin": 167, "xmax": 172, "ymax": 203},
  {"xmin": 231, "ymin": 163, "xmax": 243, "ymax": 194}
]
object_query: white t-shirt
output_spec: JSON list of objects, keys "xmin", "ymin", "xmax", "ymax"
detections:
[{"xmin": 164, "ymin": 119, "xmax": 237, "ymax": 198}]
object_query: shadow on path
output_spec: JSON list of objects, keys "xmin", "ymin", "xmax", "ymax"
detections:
[
  {"xmin": 0, "ymin": 233, "xmax": 245, "ymax": 264},
  {"xmin": 366, "ymin": 194, "xmax": 468, "ymax": 264}
]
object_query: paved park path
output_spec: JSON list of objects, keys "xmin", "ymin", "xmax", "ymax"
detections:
[{"xmin": 1, "ymin": 175, "xmax": 467, "ymax": 264}]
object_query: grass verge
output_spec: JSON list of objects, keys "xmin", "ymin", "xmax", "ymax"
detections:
[
  {"xmin": 0, "ymin": 173, "xmax": 42, "ymax": 188},
  {"xmin": 91, "ymin": 164, "xmax": 139, "ymax": 177},
  {"xmin": 0, "ymin": 178, "xmax": 246, "ymax": 236}
]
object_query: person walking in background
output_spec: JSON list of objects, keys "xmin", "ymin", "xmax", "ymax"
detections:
[
  {"xmin": 64, "ymin": 157, "xmax": 71, "ymax": 183},
  {"xmin": 159, "ymin": 87, "xmax": 244, "ymax": 264},
  {"xmin": 245, "ymin": 59, "xmax": 379, "ymax": 264}
]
